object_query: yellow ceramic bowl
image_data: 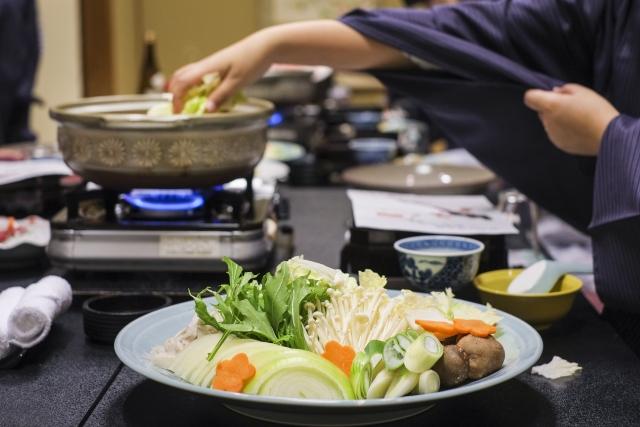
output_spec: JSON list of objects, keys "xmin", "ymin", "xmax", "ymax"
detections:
[{"xmin": 473, "ymin": 269, "xmax": 583, "ymax": 330}]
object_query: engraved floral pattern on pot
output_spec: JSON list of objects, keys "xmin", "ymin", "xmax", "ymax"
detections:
[
  {"xmin": 200, "ymin": 140, "xmax": 225, "ymax": 166},
  {"xmin": 227, "ymin": 134, "xmax": 262, "ymax": 162},
  {"xmin": 168, "ymin": 139, "xmax": 199, "ymax": 168},
  {"xmin": 71, "ymin": 138, "xmax": 93, "ymax": 162},
  {"xmin": 131, "ymin": 138, "xmax": 161, "ymax": 168},
  {"xmin": 97, "ymin": 138, "xmax": 125, "ymax": 166}
]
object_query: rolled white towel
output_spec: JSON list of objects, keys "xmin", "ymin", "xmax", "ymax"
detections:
[
  {"xmin": 0, "ymin": 287, "xmax": 26, "ymax": 358},
  {"xmin": 7, "ymin": 276, "xmax": 72, "ymax": 349}
]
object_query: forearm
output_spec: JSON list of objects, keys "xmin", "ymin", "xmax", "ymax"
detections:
[{"xmin": 256, "ymin": 20, "xmax": 412, "ymax": 70}]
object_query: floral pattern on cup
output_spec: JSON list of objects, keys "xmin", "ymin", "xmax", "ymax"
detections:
[
  {"xmin": 395, "ymin": 236, "xmax": 484, "ymax": 292},
  {"xmin": 398, "ymin": 252, "xmax": 478, "ymax": 291}
]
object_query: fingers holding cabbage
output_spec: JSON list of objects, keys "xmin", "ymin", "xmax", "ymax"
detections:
[{"xmin": 147, "ymin": 73, "xmax": 246, "ymax": 116}]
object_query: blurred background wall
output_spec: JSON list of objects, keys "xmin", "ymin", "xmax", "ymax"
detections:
[
  {"xmin": 31, "ymin": 0, "xmax": 83, "ymax": 144},
  {"xmin": 31, "ymin": 0, "xmax": 401, "ymax": 142}
]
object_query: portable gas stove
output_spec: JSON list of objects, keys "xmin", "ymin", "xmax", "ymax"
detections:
[{"xmin": 47, "ymin": 176, "xmax": 285, "ymax": 272}]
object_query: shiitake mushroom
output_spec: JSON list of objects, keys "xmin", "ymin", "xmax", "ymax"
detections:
[
  {"xmin": 456, "ymin": 335, "xmax": 505, "ymax": 380},
  {"xmin": 432, "ymin": 335, "xmax": 506, "ymax": 387},
  {"xmin": 432, "ymin": 344, "xmax": 470, "ymax": 387}
]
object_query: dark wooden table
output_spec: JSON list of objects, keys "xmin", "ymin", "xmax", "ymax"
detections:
[{"xmin": 1, "ymin": 187, "xmax": 639, "ymax": 426}]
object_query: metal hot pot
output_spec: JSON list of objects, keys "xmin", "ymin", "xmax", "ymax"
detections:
[{"xmin": 50, "ymin": 94, "xmax": 273, "ymax": 189}]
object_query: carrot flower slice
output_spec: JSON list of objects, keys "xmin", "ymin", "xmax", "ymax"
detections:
[
  {"xmin": 211, "ymin": 352, "xmax": 256, "ymax": 392},
  {"xmin": 212, "ymin": 374, "xmax": 244, "ymax": 392},
  {"xmin": 322, "ymin": 340, "xmax": 356, "ymax": 376}
]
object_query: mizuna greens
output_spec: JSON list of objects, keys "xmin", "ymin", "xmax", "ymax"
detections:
[{"xmin": 190, "ymin": 257, "xmax": 330, "ymax": 360}]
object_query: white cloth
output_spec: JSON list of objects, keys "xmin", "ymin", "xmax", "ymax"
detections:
[
  {"xmin": 0, "ymin": 287, "xmax": 26, "ymax": 358},
  {"xmin": 6, "ymin": 276, "xmax": 72, "ymax": 349}
]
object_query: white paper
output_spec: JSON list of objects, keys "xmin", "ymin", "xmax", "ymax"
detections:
[
  {"xmin": 347, "ymin": 189, "xmax": 518, "ymax": 235},
  {"xmin": 0, "ymin": 159, "xmax": 73, "ymax": 186}
]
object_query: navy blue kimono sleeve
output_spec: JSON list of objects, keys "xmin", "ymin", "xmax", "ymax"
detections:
[
  {"xmin": 340, "ymin": 1, "xmax": 604, "ymax": 88},
  {"xmin": 590, "ymin": 116, "xmax": 640, "ymax": 312},
  {"xmin": 340, "ymin": 1, "xmax": 640, "ymax": 315},
  {"xmin": 592, "ymin": 116, "xmax": 640, "ymax": 228}
]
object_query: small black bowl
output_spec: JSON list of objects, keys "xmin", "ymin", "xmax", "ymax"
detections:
[{"xmin": 82, "ymin": 293, "xmax": 172, "ymax": 343}]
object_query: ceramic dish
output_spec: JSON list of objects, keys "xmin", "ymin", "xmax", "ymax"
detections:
[
  {"xmin": 342, "ymin": 163, "xmax": 495, "ymax": 194},
  {"xmin": 394, "ymin": 236, "xmax": 484, "ymax": 292},
  {"xmin": 348, "ymin": 138, "xmax": 397, "ymax": 165},
  {"xmin": 474, "ymin": 269, "xmax": 583, "ymax": 330},
  {"xmin": 115, "ymin": 290, "xmax": 543, "ymax": 426}
]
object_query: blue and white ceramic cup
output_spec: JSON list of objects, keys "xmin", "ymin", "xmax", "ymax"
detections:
[{"xmin": 394, "ymin": 235, "xmax": 485, "ymax": 291}]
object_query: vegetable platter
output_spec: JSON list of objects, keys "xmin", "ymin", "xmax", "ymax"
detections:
[{"xmin": 115, "ymin": 257, "xmax": 542, "ymax": 426}]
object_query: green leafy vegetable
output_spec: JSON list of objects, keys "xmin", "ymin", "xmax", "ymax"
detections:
[
  {"xmin": 191, "ymin": 257, "xmax": 330, "ymax": 360},
  {"xmin": 263, "ymin": 263, "xmax": 290, "ymax": 331}
]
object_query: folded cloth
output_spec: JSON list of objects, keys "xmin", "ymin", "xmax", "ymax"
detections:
[
  {"xmin": 7, "ymin": 276, "xmax": 72, "ymax": 349},
  {"xmin": 0, "ymin": 287, "xmax": 26, "ymax": 358}
]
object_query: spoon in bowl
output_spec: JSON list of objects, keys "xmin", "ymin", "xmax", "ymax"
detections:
[{"xmin": 507, "ymin": 260, "xmax": 592, "ymax": 294}]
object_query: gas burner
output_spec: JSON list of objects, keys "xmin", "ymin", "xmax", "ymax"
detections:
[
  {"xmin": 121, "ymin": 189, "xmax": 205, "ymax": 219},
  {"xmin": 47, "ymin": 176, "xmax": 286, "ymax": 272}
]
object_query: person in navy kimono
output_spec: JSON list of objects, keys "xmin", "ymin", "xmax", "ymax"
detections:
[
  {"xmin": 168, "ymin": 0, "xmax": 640, "ymax": 353},
  {"xmin": 0, "ymin": 0, "xmax": 39, "ymax": 144}
]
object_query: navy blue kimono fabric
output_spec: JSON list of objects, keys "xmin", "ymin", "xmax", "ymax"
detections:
[
  {"xmin": 341, "ymin": 0, "xmax": 640, "ymax": 315},
  {"xmin": 0, "ymin": 0, "xmax": 39, "ymax": 144}
]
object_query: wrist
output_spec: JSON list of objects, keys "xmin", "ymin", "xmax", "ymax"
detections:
[{"xmin": 250, "ymin": 26, "xmax": 284, "ymax": 64}]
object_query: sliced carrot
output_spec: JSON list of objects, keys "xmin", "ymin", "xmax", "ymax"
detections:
[
  {"xmin": 453, "ymin": 318, "xmax": 497, "ymax": 337},
  {"xmin": 212, "ymin": 374, "xmax": 244, "ymax": 392},
  {"xmin": 415, "ymin": 320, "xmax": 457, "ymax": 336},
  {"xmin": 217, "ymin": 353, "xmax": 256, "ymax": 380},
  {"xmin": 211, "ymin": 352, "xmax": 256, "ymax": 392},
  {"xmin": 322, "ymin": 340, "xmax": 356, "ymax": 376},
  {"xmin": 433, "ymin": 331, "xmax": 458, "ymax": 341}
]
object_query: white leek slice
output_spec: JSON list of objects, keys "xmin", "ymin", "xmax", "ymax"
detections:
[
  {"xmin": 367, "ymin": 369, "xmax": 395, "ymax": 399},
  {"xmin": 403, "ymin": 333, "xmax": 443, "ymax": 374},
  {"xmin": 385, "ymin": 368, "xmax": 418, "ymax": 398},
  {"xmin": 417, "ymin": 370, "xmax": 440, "ymax": 394}
]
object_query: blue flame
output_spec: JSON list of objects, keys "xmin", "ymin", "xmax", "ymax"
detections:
[{"xmin": 122, "ymin": 190, "xmax": 204, "ymax": 211}]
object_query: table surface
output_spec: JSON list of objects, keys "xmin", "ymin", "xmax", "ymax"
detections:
[{"xmin": 1, "ymin": 187, "xmax": 639, "ymax": 427}]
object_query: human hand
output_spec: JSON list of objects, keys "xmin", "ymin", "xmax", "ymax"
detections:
[
  {"xmin": 524, "ymin": 84, "xmax": 619, "ymax": 156},
  {"xmin": 168, "ymin": 31, "xmax": 274, "ymax": 113}
]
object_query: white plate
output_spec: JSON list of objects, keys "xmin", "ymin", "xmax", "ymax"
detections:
[{"xmin": 115, "ymin": 291, "xmax": 543, "ymax": 426}]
